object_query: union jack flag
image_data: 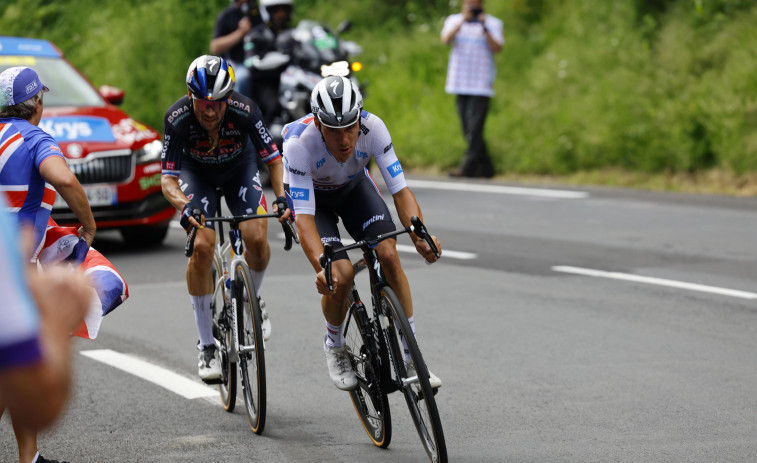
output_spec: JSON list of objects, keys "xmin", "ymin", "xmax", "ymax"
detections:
[{"xmin": 38, "ymin": 224, "xmax": 128, "ymax": 339}]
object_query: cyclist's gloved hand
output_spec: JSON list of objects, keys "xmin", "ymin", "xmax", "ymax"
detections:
[
  {"xmin": 273, "ymin": 196, "xmax": 291, "ymax": 221},
  {"xmin": 180, "ymin": 204, "xmax": 204, "ymax": 231}
]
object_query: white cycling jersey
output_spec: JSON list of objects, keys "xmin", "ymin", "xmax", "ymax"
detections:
[{"xmin": 282, "ymin": 111, "xmax": 407, "ymax": 215}]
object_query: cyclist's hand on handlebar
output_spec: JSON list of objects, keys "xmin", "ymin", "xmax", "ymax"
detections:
[
  {"xmin": 315, "ymin": 269, "xmax": 337, "ymax": 295},
  {"xmin": 180, "ymin": 204, "xmax": 204, "ymax": 231},
  {"xmin": 415, "ymin": 235, "xmax": 442, "ymax": 264},
  {"xmin": 272, "ymin": 196, "xmax": 292, "ymax": 223}
]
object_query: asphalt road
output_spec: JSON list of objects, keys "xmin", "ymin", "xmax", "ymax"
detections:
[{"xmin": 2, "ymin": 175, "xmax": 756, "ymax": 462}]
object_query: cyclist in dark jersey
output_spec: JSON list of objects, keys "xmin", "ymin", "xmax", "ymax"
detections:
[{"xmin": 161, "ymin": 55, "xmax": 290, "ymax": 381}]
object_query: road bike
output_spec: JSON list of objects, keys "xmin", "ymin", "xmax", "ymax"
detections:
[
  {"xmin": 319, "ymin": 216, "xmax": 447, "ymax": 462},
  {"xmin": 185, "ymin": 190, "xmax": 298, "ymax": 435}
]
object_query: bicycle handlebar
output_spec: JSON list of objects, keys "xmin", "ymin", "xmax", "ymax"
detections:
[
  {"xmin": 184, "ymin": 210, "xmax": 299, "ymax": 257},
  {"xmin": 318, "ymin": 216, "xmax": 439, "ymax": 291}
]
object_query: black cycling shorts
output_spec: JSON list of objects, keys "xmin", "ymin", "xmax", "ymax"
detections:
[
  {"xmin": 179, "ymin": 159, "xmax": 266, "ymax": 229},
  {"xmin": 309, "ymin": 173, "xmax": 396, "ymax": 262}
]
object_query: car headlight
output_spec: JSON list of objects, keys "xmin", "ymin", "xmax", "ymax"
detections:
[{"xmin": 135, "ymin": 140, "xmax": 163, "ymax": 164}]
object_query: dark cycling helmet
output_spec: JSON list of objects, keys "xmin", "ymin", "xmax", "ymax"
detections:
[
  {"xmin": 186, "ymin": 55, "xmax": 235, "ymax": 101},
  {"xmin": 310, "ymin": 75, "xmax": 363, "ymax": 128}
]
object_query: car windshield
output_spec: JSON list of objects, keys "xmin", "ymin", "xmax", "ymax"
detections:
[{"xmin": 0, "ymin": 56, "xmax": 105, "ymax": 107}]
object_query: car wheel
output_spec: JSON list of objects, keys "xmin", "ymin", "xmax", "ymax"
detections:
[{"xmin": 120, "ymin": 224, "xmax": 169, "ymax": 247}]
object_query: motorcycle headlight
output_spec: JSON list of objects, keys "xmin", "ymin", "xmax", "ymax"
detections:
[{"xmin": 135, "ymin": 140, "xmax": 163, "ymax": 164}]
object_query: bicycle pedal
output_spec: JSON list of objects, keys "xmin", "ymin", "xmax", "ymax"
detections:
[{"xmin": 201, "ymin": 377, "xmax": 224, "ymax": 385}]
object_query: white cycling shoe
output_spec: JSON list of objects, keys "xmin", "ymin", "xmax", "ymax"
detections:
[
  {"xmin": 324, "ymin": 336, "xmax": 357, "ymax": 391},
  {"xmin": 405, "ymin": 363, "xmax": 442, "ymax": 390}
]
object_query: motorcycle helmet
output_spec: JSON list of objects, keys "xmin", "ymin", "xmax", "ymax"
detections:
[
  {"xmin": 310, "ymin": 76, "xmax": 363, "ymax": 128},
  {"xmin": 260, "ymin": 0, "xmax": 293, "ymax": 25},
  {"xmin": 186, "ymin": 55, "xmax": 235, "ymax": 101}
]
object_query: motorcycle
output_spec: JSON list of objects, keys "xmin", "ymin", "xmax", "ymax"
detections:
[{"xmin": 250, "ymin": 19, "xmax": 366, "ymax": 156}]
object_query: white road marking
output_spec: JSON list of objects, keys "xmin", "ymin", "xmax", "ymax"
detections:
[
  {"xmin": 552, "ymin": 266, "xmax": 757, "ymax": 300},
  {"xmin": 406, "ymin": 179, "xmax": 589, "ymax": 199},
  {"xmin": 80, "ymin": 349, "xmax": 218, "ymax": 399}
]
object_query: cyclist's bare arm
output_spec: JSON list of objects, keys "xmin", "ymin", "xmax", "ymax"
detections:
[
  {"xmin": 391, "ymin": 187, "xmax": 441, "ymax": 263},
  {"xmin": 266, "ymin": 158, "xmax": 292, "ymax": 222},
  {"xmin": 296, "ymin": 213, "xmax": 341, "ymax": 294},
  {"xmin": 39, "ymin": 156, "xmax": 96, "ymax": 246},
  {"xmin": 296, "ymin": 214, "xmax": 324, "ymax": 272},
  {"xmin": 161, "ymin": 174, "xmax": 201, "ymax": 228}
]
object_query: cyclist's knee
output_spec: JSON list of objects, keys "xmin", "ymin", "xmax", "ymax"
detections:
[
  {"xmin": 189, "ymin": 232, "xmax": 214, "ymax": 266},
  {"xmin": 376, "ymin": 244, "xmax": 402, "ymax": 274}
]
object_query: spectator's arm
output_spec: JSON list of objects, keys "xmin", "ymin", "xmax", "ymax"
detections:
[{"xmin": 39, "ymin": 157, "xmax": 96, "ymax": 245}]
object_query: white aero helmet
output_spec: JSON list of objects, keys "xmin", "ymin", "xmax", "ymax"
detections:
[
  {"xmin": 186, "ymin": 55, "xmax": 235, "ymax": 101},
  {"xmin": 310, "ymin": 76, "xmax": 363, "ymax": 128}
]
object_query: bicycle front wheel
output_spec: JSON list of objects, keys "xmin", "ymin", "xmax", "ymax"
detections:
[
  {"xmin": 212, "ymin": 251, "xmax": 236, "ymax": 412},
  {"xmin": 344, "ymin": 299, "xmax": 391, "ymax": 448},
  {"xmin": 380, "ymin": 287, "xmax": 447, "ymax": 463},
  {"xmin": 234, "ymin": 261, "xmax": 267, "ymax": 435}
]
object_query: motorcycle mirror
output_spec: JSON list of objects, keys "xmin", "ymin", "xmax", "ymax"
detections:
[{"xmin": 336, "ymin": 20, "xmax": 353, "ymax": 34}]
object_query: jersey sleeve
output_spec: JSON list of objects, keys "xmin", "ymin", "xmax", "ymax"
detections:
[
  {"xmin": 283, "ymin": 141, "xmax": 316, "ymax": 216},
  {"xmin": 370, "ymin": 117, "xmax": 407, "ymax": 195},
  {"xmin": 161, "ymin": 112, "xmax": 183, "ymax": 177},
  {"xmin": 31, "ymin": 132, "xmax": 64, "ymax": 169},
  {"xmin": 247, "ymin": 106, "xmax": 281, "ymax": 165}
]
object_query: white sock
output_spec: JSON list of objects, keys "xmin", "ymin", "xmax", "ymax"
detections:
[
  {"xmin": 31, "ymin": 452, "xmax": 40, "ymax": 463},
  {"xmin": 395, "ymin": 316, "xmax": 416, "ymax": 364},
  {"xmin": 325, "ymin": 319, "xmax": 345, "ymax": 348},
  {"xmin": 251, "ymin": 269, "xmax": 265, "ymax": 298},
  {"xmin": 191, "ymin": 294, "xmax": 214, "ymax": 347}
]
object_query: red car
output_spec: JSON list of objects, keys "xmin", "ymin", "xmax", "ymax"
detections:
[{"xmin": 0, "ymin": 36, "xmax": 175, "ymax": 245}]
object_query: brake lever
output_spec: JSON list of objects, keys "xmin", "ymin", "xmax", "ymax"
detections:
[
  {"xmin": 410, "ymin": 216, "xmax": 440, "ymax": 259},
  {"xmin": 319, "ymin": 242, "xmax": 334, "ymax": 291}
]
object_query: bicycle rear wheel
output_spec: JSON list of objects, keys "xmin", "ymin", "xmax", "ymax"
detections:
[
  {"xmin": 212, "ymin": 251, "xmax": 236, "ymax": 411},
  {"xmin": 344, "ymin": 298, "xmax": 391, "ymax": 448},
  {"xmin": 234, "ymin": 261, "xmax": 266, "ymax": 435},
  {"xmin": 380, "ymin": 287, "xmax": 447, "ymax": 463}
]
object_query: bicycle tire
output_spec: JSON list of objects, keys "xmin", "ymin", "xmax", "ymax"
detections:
[
  {"xmin": 344, "ymin": 297, "xmax": 392, "ymax": 448},
  {"xmin": 233, "ymin": 260, "xmax": 267, "ymax": 435},
  {"xmin": 379, "ymin": 287, "xmax": 447, "ymax": 463},
  {"xmin": 212, "ymin": 251, "xmax": 236, "ymax": 412}
]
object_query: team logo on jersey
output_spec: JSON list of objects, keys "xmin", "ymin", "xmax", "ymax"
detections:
[
  {"xmin": 290, "ymin": 187, "xmax": 309, "ymax": 201},
  {"xmin": 288, "ymin": 166, "xmax": 307, "ymax": 177},
  {"xmin": 316, "ymin": 157, "xmax": 326, "ymax": 169},
  {"xmin": 383, "ymin": 143, "xmax": 393, "ymax": 154},
  {"xmin": 387, "ymin": 160, "xmax": 403, "ymax": 178},
  {"xmin": 356, "ymin": 149, "xmax": 368, "ymax": 159}
]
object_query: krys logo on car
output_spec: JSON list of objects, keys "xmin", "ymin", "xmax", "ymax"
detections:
[{"xmin": 39, "ymin": 116, "xmax": 115, "ymax": 142}]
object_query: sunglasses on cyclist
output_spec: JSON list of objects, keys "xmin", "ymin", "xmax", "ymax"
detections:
[{"xmin": 192, "ymin": 98, "xmax": 226, "ymax": 112}]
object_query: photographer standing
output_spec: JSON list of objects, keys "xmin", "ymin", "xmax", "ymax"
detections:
[
  {"xmin": 210, "ymin": 0, "xmax": 264, "ymax": 98},
  {"xmin": 441, "ymin": 0, "xmax": 503, "ymax": 179}
]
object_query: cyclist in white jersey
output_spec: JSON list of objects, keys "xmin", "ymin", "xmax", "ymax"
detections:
[{"xmin": 282, "ymin": 76, "xmax": 442, "ymax": 391}]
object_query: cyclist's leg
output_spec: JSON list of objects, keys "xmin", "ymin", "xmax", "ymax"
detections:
[
  {"xmin": 224, "ymin": 159, "xmax": 269, "ymax": 297},
  {"xmin": 312, "ymin": 208, "xmax": 355, "ymax": 337},
  {"xmin": 179, "ymin": 169, "xmax": 221, "ymax": 378},
  {"xmin": 311, "ymin": 199, "xmax": 358, "ymax": 390},
  {"xmin": 339, "ymin": 174, "xmax": 408, "ymax": 314}
]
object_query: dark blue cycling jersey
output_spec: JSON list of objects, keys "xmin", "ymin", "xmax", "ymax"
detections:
[{"xmin": 161, "ymin": 91, "xmax": 279, "ymax": 176}]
